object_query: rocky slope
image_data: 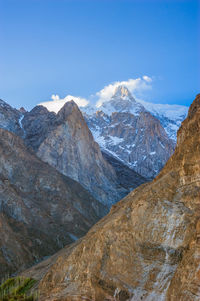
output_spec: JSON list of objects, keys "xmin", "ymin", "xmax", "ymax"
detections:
[
  {"xmin": 21, "ymin": 100, "xmax": 142, "ymax": 206},
  {"xmin": 0, "ymin": 99, "xmax": 24, "ymax": 136},
  {"xmin": 0, "ymin": 128, "xmax": 106, "ymax": 280},
  {"xmin": 29, "ymin": 94, "xmax": 199, "ymax": 300},
  {"xmin": 82, "ymin": 86, "xmax": 176, "ymax": 178},
  {"xmin": 102, "ymin": 151, "xmax": 148, "ymax": 191},
  {"xmin": 136, "ymin": 98, "xmax": 188, "ymax": 141}
]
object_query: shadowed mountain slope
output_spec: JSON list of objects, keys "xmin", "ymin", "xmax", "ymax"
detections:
[{"xmin": 0, "ymin": 128, "xmax": 105, "ymax": 280}]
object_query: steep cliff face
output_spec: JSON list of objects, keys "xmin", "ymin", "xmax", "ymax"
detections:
[
  {"xmin": 34, "ymin": 94, "xmax": 200, "ymax": 300},
  {"xmin": 22, "ymin": 101, "xmax": 132, "ymax": 206},
  {"xmin": 0, "ymin": 128, "xmax": 105, "ymax": 280},
  {"xmin": 83, "ymin": 86, "xmax": 175, "ymax": 178},
  {"xmin": 22, "ymin": 105, "xmax": 57, "ymax": 151},
  {"xmin": 0, "ymin": 99, "xmax": 23, "ymax": 136}
]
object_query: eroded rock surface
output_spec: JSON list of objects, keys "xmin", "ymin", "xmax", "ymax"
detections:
[
  {"xmin": 0, "ymin": 129, "xmax": 105, "ymax": 280},
  {"xmin": 33, "ymin": 94, "xmax": 200, "ymax": 300}
]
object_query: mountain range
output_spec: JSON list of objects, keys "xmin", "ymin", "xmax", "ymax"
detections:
[
  {"xmin": 0, "ymin": 87, "xmax": 199, "ymax": 301},
  {"xmin": 22, "ymin": 93, "xmax": 200, "ymax": 301},
  {"xmin": 41, "ymin": 85, "xmax": 188, "ymax": 178}
]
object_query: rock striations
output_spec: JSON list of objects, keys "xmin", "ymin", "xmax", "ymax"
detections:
[
  {"xmin": 31, "ymin": 94, "xmax": 200, "ymax": 300},
  {"xmin": 0, "ymin": 128, "xmax": 106, "ymax": 280}
]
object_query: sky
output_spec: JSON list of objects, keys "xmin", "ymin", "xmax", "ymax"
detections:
[{"xmin": 0, "ymin": 0, "xmax": 199, "ymax": 110}]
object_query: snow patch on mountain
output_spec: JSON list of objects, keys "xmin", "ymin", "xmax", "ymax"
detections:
[{"xmin": 136, "ymin": 98, "xmax": 188, "ymax": 140}]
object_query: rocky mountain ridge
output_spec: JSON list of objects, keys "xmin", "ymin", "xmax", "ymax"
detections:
[
  {"xmin": 25, "ymin": 94, "xmax": 200, "ymax": 301},
  {"xmin": 40, "ymin": 86, "xmax": 188, "ymax": 179},
  {"xmin": 0, "ymin": 98, "xmax": 146, "ymax": 207}
]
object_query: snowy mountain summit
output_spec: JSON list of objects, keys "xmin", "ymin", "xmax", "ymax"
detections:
[
  {"xmin": 96, "ymin": 85, "xmax": 145, "ymax": 116},
  {"xmin": 84, "ymin": 85, "xmax": 188, "ymax": 141}
]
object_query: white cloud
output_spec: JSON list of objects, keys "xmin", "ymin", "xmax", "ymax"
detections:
[
  {"xmin": 38, "ymin": 75, "xmax": 152, "ymax": 113},
  {"xmin": 39, "ymin": 94, "xmax": 89, "ymax": 113},
  {"xmin": 96, "ymin": 76, "xmax": 152, "ymax": 107},
  {"xmin": 142, "ymin": 75, "xmax": 152, "ymax": 82}
]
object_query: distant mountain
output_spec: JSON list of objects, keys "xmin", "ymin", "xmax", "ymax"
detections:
[
  {"xmin": 136, "ymin": 98, "xmax": 188, "ymax": 141},
  {"xmin": 82, "ymin": 86, "xmax": 182, "ymax": 178},
  {"xmin": 39, "ymin": 86, "xmax": 188, "ymax": 178}
]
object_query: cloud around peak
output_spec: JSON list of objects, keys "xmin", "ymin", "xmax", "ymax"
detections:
[
  {"xmin": 96, "ymin": 76, "xmax": 152, "ymax": 107},
  {"xmin": 39, "ymin": 94, "xmax": 89, "ymax": 113},
  {"xmin": 38, "ymin": 76, "xmax": 153, "ymax": 113}
]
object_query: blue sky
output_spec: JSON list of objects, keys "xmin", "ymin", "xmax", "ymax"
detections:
[{"xmin": 0, "ymin": 0, "xmax": 199, "ymax": 110}]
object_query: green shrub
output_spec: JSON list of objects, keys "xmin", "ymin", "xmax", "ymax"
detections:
[{"xmin": 0, "ymin": 277, "xmax": 37, "ymax": 301}]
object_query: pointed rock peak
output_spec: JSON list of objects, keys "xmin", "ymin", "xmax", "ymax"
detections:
[
  {"xmin": 19, "ymin": 107, "xmax": 27, "ymax": 114},
  {"xmin": 187, "ymin": 93, "xmax": 200, "ymax": 119},
  {"xmin": 112, "ymin": 85, "xmax": 133, "ymax": 99},
  {"xmin": 56, "ymin": 100, "xmax": 83, "ymax": 122}
]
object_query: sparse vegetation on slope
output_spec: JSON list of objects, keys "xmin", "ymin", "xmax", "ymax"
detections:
[{"xmin": 0, "ymin": 277, "xmax": 37, "ymax": 301}]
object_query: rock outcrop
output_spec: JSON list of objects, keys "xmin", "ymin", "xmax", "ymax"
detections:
[
  {"xmin": 30, "ymin": 94, "xmax": 199, "ymax": 300},
  {"xmin": 22, "ymin": 101, "xmax": 136, "ymax": 206},
  {"xmin": 0, "ymin": 99, "xmax": 23, "ymax": 136},
  {"xmin": 0, "ymin": 128, "xmax": 105, "ymax": 280}
]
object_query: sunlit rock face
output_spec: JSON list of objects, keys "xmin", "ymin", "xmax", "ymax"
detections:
[
  {"xmin": 22, "ymin": 101, "xmax": 144, "ymax": 207},
  {"xmin": 35, "ymin": 94, "xmax": 199, "ymax": 300},
  {"xmin": 0, "ymin": 128, "xmax": 106, "ymax": 280}
]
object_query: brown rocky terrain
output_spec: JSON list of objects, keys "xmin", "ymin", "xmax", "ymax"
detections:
[
  {"xmin": 25, "ymin": 94, "xmax": 200, "ymax": 300},
  {"xmin": 0, "ymin": 128, "xmax": 106, "ymax": 280}
]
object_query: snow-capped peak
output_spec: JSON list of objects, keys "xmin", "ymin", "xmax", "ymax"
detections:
[
  {"xmin": 96, "ymin": 85, "xmax": 145, "ymax": 116},
  {"xmin": 112, "ymin": 85, "xmax": 133, "ymax": 99}
]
